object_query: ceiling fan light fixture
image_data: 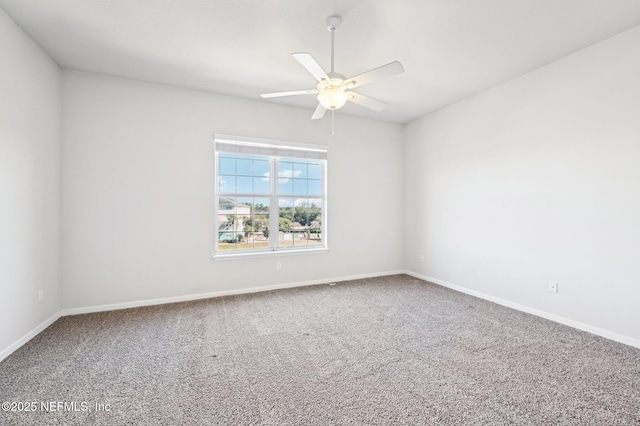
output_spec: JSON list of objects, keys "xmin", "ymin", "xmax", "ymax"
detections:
[{"xmin": 317, "ymin": 88, "xmax": 349, "ymax": 110}]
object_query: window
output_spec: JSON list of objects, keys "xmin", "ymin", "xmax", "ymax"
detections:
[{"xmin": 214, "ymin": 135, "xmax": 327, "ymax": 257}]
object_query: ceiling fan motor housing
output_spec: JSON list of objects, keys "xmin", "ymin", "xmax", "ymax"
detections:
[{"xmin": 318, "ymin": 71, "xmax": 346, "ymax": 90}]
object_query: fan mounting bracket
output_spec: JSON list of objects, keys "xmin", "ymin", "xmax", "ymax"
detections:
[{"xmin": 326, "ymin": 16, "xmax": 341, "ymax": 32}]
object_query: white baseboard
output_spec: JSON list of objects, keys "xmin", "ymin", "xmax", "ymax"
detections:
[
  {"xmin": 0, "ymin": 311, "xmax": 62, "ymax": 363},
  {"xmin": 404, "ymin": 270, "xmax": 640, "ymax": 350},
  {"xmin": 61, "ymin": 270, "xmax": 406, "ymax": 316}
]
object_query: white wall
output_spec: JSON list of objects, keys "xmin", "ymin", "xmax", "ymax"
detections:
[
  {"xmin": 4, "ymin": 4, "xmax": 636, "ymax": 358},
  {"xmin": 405, "ymin": 25, "xmax": 640, "ymax": 343},
  {"xmin": 61, "ymin": 71, "xmax": 404, "ymax": 310},
  {"xmin": 0, "ymin": 9, "xmax": 61, "ymax": 357}
]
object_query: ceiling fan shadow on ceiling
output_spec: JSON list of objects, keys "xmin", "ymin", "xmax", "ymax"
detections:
[{"xmin": 261, "ymin": 15, "xmax": 404, "ymax": 133}]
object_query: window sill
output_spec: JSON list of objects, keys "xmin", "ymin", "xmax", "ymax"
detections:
[{"xmin": 212, "ymin": 248, "xmax": 329, "ymax": 261}]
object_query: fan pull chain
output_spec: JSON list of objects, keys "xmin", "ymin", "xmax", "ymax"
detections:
[{"xmin": 332, "ymin": 109, "xmax": 335, "ymax": 136}]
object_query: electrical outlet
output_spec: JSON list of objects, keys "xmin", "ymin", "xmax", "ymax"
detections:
[
  {"xmin": 38, "ymin": 289, "xmax": 44, "ymax": 302},
  {"xmin": 548, "ymin": 281, "xmax": 558, "ymax": 293},
  {"xmin": 276, "ymin": 262, "xmax": 282, "ymax": 271},
  {"xmin": 419, "ymin": 254, "xmax": 425, "ymax": 263}
]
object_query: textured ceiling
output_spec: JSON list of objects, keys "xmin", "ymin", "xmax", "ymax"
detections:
[{"xmin": 1, "ymin": 0, "xmax": 640, "ymax": 123}]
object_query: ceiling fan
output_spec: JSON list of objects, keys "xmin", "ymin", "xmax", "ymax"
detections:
[{"xmin": 261, "ymin": 16, "xmax": 405, "ymax": 122}]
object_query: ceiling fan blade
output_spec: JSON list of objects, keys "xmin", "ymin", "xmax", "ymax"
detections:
[
  {"xmin": 347, "ymin": 92, "xmax": 387, "ymax": 112},
  {"xmin": 261, "ymin": 89, "xmax": 318, "ymax": 98},
  {"xmin": 344, "ymin": 61, "xmax": 405, "ymax": 89},
  {"xmin": 292, "ymin": 53, "xmax": 330, "ymax": 82},
  {"xmin": 311, "ymin": 103, "xmax": 327, "ymax": 120}
]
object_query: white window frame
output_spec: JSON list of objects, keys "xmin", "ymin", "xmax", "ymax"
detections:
[{"xmin": 213, "ymin": 134, "xmax": 328, "ymax": 260}]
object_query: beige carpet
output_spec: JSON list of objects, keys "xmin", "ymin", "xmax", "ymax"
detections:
[{"xmin": 1, "ymin": 275, "xmax": 639, "ymax": 425}]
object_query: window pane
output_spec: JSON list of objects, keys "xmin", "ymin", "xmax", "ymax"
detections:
[
  {"xmin": 308, "ymin": 164, "xmax": 321, "ymax": 179},
  {"xmin": 279, "ymin": 161, "xmax": 293, "ymax": 181},
  {"xmin": 254, "ymin": 177, "xmax": 269, "ymax": 194},
  {"xmin": 237, "ymin": 159, "xmax": 252, "ymax": 176},
  {"xmin": 237, "ymin": 176, "xmax": 253, "ymax": 193},
  {"xmin": 218, "ymin": 231, "xmax": 243, "ymax": 250},
  {"xmin": 293, "ymin": 162, "xmax": 307, "ymax": 178},
  {"xmin": 235, "ymin": 197, "xmax": 252, "ymax": 214},
  {"xmin": 278, "ymin": 177, "xmax": 293, "ymax": 194},
  {"xmin": 293, "ymin": 198, "xmax": 309, "ymax": 226},
  {"xmin": 293, "ymin": 179, "xmax": 308, "ymax": 195},
  {"xmin": 277, "ymin": 197, "xmax": 322, "ymax": 248},
  {"xmin": 251, "ymin": 213, "xmax": 270, "ymax": 248},
  {"xmin": 308, "ymin": 179, "xmax": 321, "ymax": 195},
  {"xmin": 219, "ymin": 157, "xmax": 235, "ymax": 175},
  {"xmin": 218, "ymin": 195, "xmax": 255, "ymax": 249},
  {"xmin": 219, "ymin": 176, "xmax": 235, "ymax": 193},
  {"xmin": 278, "ymin": 198, "xmax": 294, "ymax": 248},
  {"xmin": 308, "ymin": 198, "xmax": 322, "ymax": 208},
  {"xmin": 218, "ymin": 199, "xmax": 242, "ymax": 250},
  {"xmin": 253, "ymin": 238, "xmax": 269, "ymax": 249},
  {"xmin": 306, "ymin": 198, "xmax": 323, "ymax": 246},
  {"xmin": 254, "ymin": 160, "xmax": 269, "ymax": 177},
  {"xmin": 217, "ymin": 237, "xmax": 236, "ymax": 250},
  {"xmin": 217, "ymin": 197, "xmax": 268, "ymax": 250},
  {"xmin": 218, "ymin": 198, "xmax": 235, "ymax": 231},
  {"xmin": 253, "ymin": 198, "xmax": 269, "ymax": 214}
]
